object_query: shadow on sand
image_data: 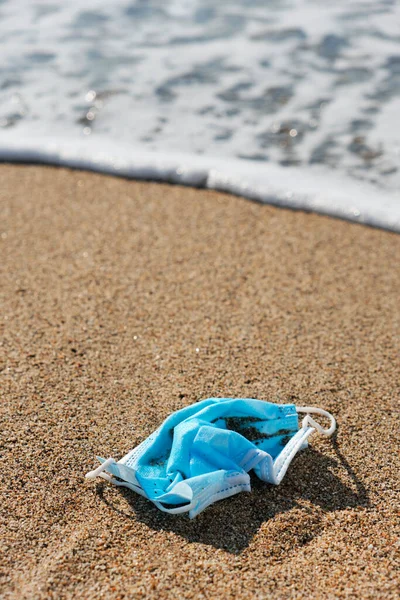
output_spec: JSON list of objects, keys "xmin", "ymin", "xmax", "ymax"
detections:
[{"xmin": 95, "ymin": 434, "xmax": 368, "ymax": 554}]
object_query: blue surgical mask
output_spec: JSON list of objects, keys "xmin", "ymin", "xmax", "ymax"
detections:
[{"xmin": 85, "ymin": 398, "xmax": 336, "ymax": 518}]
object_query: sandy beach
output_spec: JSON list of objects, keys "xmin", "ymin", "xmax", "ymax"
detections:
[{"xmin": 1, "ymin": 164, "xmax": 399, "ymax": 599}]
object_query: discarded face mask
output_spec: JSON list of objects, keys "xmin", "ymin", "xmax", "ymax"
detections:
[{"xmin": 85, "ymin": 398, "xmax": 336, "ymax": 519}]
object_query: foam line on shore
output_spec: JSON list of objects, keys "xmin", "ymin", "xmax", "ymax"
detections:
[{"xmin": 1, "ymin": 134, "xmax": 399, "ymax": 233}]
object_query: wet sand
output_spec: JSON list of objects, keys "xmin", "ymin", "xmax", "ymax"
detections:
[{"xmin": 0, "ymin": 164, "xmax": 399, "ymax": 599}]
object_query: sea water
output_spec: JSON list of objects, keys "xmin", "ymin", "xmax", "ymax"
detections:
[{"xmin": 0, "ymin": 0, "xmax": 399, "ymax": 230}]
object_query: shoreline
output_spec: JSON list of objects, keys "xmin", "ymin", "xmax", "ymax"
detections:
[{"xmin": 0, "ymin": 134, "xmax": 399, "ymax": 233}]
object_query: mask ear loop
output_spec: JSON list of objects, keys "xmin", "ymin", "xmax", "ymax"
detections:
[
  {"xmin": 85, "ymin": 457, "xmax": 117, "ymax": 483},
  {"xmin": 296, "ymin": 406, "xmax": 336, "ymax": 437},
  {"xmin": 85, "ymin": 457, "xmax": 148, "ymax": 498}
]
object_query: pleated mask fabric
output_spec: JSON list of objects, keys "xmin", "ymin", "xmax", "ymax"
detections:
[{"xmin": 85, "ymin": 398, "xmax": 336, "ymax": 518}]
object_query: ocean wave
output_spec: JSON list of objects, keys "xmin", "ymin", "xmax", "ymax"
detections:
[{"xmin": 1, "ymin": 134, "xmax": 399, "ymax": 232}]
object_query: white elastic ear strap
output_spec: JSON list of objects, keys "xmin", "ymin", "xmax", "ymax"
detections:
[
  {"xmin": 85, "ymin": 457, "xmax": 116, "ymax": 481},
  {"xmin": 85, "ymin": 457, "xmax": 148, "ymax": 496},
  {"xmin": 296, "ymin": 406, "xmax": 336, "ymax": 437}
]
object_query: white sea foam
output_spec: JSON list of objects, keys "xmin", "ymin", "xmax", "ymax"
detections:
[
  {"xmin": 1, "ymin": 133, "xmax": 399, "ymax": 232},
  {"xmin": 0, "ymin": 0, "xmax": 399, "ymax": 230}
]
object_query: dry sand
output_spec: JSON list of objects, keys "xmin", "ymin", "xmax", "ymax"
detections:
[{"xmin": 0, "ymin": 164, "xmax": 399, "ymax": 599}]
